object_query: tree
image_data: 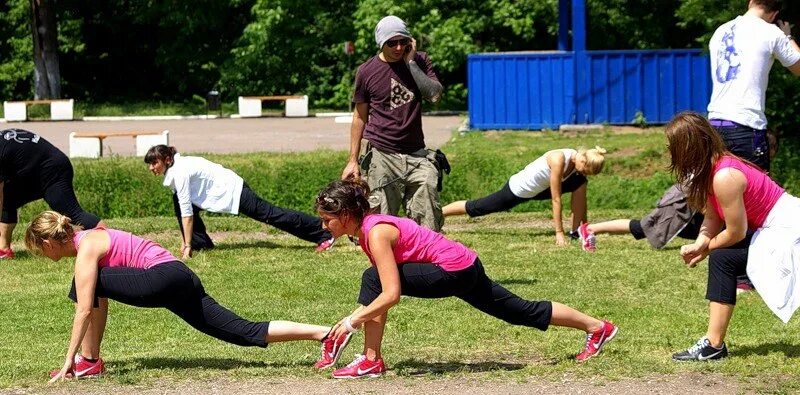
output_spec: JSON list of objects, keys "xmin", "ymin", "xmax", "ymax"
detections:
[{"xmin": 30, "ymin": 0, "xmax": 61, "ymax": 99}]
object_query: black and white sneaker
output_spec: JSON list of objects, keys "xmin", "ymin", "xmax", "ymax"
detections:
[{"xmin": 672, "ymin": 337, "xmax": 728, "ymax": 361}]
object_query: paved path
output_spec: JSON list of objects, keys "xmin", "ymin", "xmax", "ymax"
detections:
[{"xmin": 1, "ymin": 116, "xmax": 464, "ymax": 156}]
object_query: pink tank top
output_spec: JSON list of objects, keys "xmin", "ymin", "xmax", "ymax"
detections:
[
  {"xmin": 709, "ymin": 156, "xmax": 784, "ymax": 229},
  {"xmin": 73, "ymin": 228, "xmax": 177, "ymax": 269},
  {"xmin": 358, "ymin": 214, "xmax": 477, "ymax": 272}
]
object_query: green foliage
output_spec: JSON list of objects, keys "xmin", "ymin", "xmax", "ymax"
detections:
[{"xmin": 0, "ymin": 0, "xmax": 33, "ymax": 99}]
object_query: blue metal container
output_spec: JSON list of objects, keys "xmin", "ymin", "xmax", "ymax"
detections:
[{"xmin": 468, "ymin": 49, "xmax": 711, "ymax": 130}]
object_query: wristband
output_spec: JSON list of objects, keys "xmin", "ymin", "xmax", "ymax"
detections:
[
  {"xmin": 343, "ymin": 316, "xmax": 361, "ymax": 333},
  {"xmin": 789, "ymin": 35, "xmax": 795, "ymax": 42}
]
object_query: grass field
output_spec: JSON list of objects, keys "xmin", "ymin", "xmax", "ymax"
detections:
[
  {"xmin": 2, "ymin": 212, "xmax": 800, "ymax": 392},
  {"xmin": 1, "ymin": 129, "xmax": 800, "ymax": 393}
]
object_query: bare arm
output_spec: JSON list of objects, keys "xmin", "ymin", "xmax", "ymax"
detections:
[
  {"xmin": 349, "ymin": 224, "xmax": 402, "ymax": 325},
  {"xmin": 778, "ymin": 21, "xmax": 800, "ymax": 76},
  {"xmin": 680, "ymin": 169, "xmax": 746, "ymax": 267},
  {"xmin": 342, "ymin": 103, "xmax": 369, "ymax": 180},
  {"xmin": 50, "ymin": 231, "xmax": 108, "ymax": 382},
  {"xmin": 546, "ymin": 151, "xmax": 567, "ymax": 245},
  {"xmin": 181, "ymin": 216, "xmax": 193, "ymax": 259}
]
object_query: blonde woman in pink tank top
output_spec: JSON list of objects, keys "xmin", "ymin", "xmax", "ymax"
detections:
[
  {"xmin": 25, "ymin": 211, "xmax": 353, "ymax": 382},
  {"xmin": 312, "ymin": 178, "xmax": 618, "ymax": 379},
  {"xmin": 666, "ymin": 112, "xmax": 800, "ymax": 362}
]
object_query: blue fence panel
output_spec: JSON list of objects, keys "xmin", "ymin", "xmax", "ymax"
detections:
[
  {"xmin": 467, "ymin": 52, "xmax": 574, "ymax": 130},
  {"xmin": 468, "ymin": 49, "xmax": 711, "ymax": 130}
]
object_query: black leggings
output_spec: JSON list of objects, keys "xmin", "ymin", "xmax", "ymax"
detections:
[
  {"xmin": 175, "ymin": 183, "xmax": 331, "ymax": 249},
  {"xmin": 465, "ymin": 174, "xmax": 587, "ymax": 217},
  {"xmin": 358, "ymin": 258, "xmax": 553, "ymax": 331},
  {"xmin": 69, "ymin": 261, "xmax": 269, "ymax": 347},
  {"xmin": 705, "ymin": 235, "xmax": 753, "ymax": 305},
  {"xmin": 2, "ymin": 168, "xmax": 100, "ymax": 228}
]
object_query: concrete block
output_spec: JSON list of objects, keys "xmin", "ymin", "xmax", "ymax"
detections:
[
  {"xmin": 238, "ymin": 97, "xmax": 262, "ymax": 117},
  {"xmin": 135, "ymin": 130, "xmax": 170, "ymax": 156},
  {"xmin": 3, "ymin": 102, "xmax": 27, "ymax": 122},
  {"xmin": 69, "ymin": 132, "xmax": 101, "ymax": 158},
  {"xmin": 50, "ymin": 99, "xmax": 74, "ymax": 120},
  {"xmin": 285, "ymin": 95, "xmax": 309, "ymax": 117}
]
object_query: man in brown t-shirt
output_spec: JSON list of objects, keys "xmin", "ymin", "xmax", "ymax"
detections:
[{"xmin": 341, "ymin": 15, "xmax": 444, "ymax": 231}]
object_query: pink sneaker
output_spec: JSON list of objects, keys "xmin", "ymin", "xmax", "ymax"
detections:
[
  {"xmin": 314, "ymin": 331, "xmax": 353, "ymax": 369},
  {"xmin": 576, "ymin": 320, "xmax": 618, "ymax": 362},
  {"xmin": 0, "ymin": 248, "xmax": 14, "ymax": 259},
  {"xmin": 50, "ymin": 355, "xmax": 105, "ymax": 379},
  {"xmin": 332, "ymin": 354, "xmax": 386, "ymax": 379},
  {"xmin": 315, "ymin": 237, "xmax": 336, "ymax": 253},
  {"xmin": 578, "ymin": 223, "xmax": 596, "ymax": 252}
]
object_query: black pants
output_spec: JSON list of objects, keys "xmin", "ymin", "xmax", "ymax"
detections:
[
  {"xmin": 69, "ymin": 261, "xmax": 269, "ymax": 347},
  {"xmin": 465, "ymin": 174, "xmax": 587, "ymax": 218},
  {"xmin": 1, "ymin": 167, "xmax": 100, "ymax": 228},
  {"xmin": 174, "ymin": 183, "xmax": 331, "ymax": 249},
  {"xmin": 358, "ymin": 258, "xmax": 553, "ymax": 331},
  {"xmin": 712, "ymin": 123, "xmax": 770, "ymax": 171},
  {"xmin": 705, "ymin": 235, "xmax": 752, "ymax": 305}
]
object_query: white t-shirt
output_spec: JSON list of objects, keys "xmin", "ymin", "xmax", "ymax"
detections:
[
  {"xmin": 163, "ymin": 153, "xmax": 244, "ymax": 217},
  {"xmin": 707, "ymin": 14, "xmax": 800, "ymax": 129},
  {"xmin": 508, "ymin": 149, "xmax": 577, "ymax": 198}
]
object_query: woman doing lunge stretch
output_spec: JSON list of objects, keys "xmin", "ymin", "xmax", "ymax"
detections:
[
  {"xmin": 315, "ymin": 178, "xmax": 618, "ymax": 379},
  {"xmin": 145, "ymin": 145, "xmax": 334, "ymax": 259},
  {"xmin": 0, "ymin": 128, "xmax": 103, "ymax": 259},
  {"xmin": 442, "ymin": 147, "xmax": 606, "ymax": 250},
  {"xmin": 26, "ymin": 211, "xmax": 351, "ymax": 381},
  {"xmin": 666, "ymin": 112, "xmax": 800, "ymax": 361}
]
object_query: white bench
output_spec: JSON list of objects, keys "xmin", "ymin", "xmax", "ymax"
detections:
[
  {"xmin": 69, "ymin": 130, "xmax": 169, "ymax": 158},
  {"xmin": 237, "ymin": 95, "xmax": 308, "ymax": 118},
  {"xmin": 3, "ymin": 99, "xmax": 74, "ymax": 121}
]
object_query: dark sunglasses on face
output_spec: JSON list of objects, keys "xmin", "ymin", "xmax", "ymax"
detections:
[{"xmin": 385, "ymin": 38, "xmax": 411, "ymax": 48}]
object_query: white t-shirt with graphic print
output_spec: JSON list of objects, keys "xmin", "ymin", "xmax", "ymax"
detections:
[{"xmin": 707, "ymin": 14, "xmax": 800, "ymax": 130}]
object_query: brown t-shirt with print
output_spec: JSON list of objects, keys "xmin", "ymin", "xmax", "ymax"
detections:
[{"xmin": 353, "ymin": 52, "xmax": 439, "ymax": 154}]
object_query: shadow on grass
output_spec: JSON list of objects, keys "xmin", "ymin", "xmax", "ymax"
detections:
[
  {"xmin": 209, "ymin": 241, "xmax": 311, "ymax": 251},
  {"xmin": 391, "ymin": 359, "xmax": 525, "ymax": 376},
  {"xmin": 734, "ymin": 341, "xmax": 800, "ymax": 358},
  {"xmin": 112, "ymin": 356, "xmax": 297, "ymax": 374}
]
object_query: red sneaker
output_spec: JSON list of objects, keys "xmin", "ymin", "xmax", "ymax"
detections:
[
  {"xmin": 578, "ymin": 223, "xmax": 597, "ymax": 252},
  {"xmin": 314, "ymin": 331, "xmax": 353, "ymax": 369},
  {"xmin": 315, "ymin": 237, "xmax": 336, "ymax": 253},
  {"xmin": 332, "ymin": 354, "xmax": 386, "ymax": 379},
  {"xmin": 0, "ymin": 248, "xmax": 14, "ymax": 259},
  {"xmin": 50, "ymin": 355, "xmax": 105, "ymax": 379},
  {"xmin": 576, "ymin": 320, "xmax": 618, "ymax": 362}
]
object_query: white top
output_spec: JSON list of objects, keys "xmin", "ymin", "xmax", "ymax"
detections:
[
  {"xmin": 163, "ymin": 153, "xmax": 244, "ymax": 217},
  {"xmin": 707, "ymin": 14, "xmax": 800, "ymax": 129},
  {"xmin": 508, "ymin": 149, "xmax": 577, "ymax": 198}
]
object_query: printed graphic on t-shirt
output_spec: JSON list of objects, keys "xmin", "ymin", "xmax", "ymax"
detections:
[
  {"xmin": 716, "ymin": 24, "xmax": 741, "ymax": 83},
  {"xmin": 2, "ymin": 130, "xmax": 40, "ymax": 144},
  {"xmin": 390, "ymin": 78, "xmax": 414, "ymax": 110}
]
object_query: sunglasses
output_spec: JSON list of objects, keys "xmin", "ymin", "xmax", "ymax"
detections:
[{"xmin": 385, "ymin": 38, "xmax": 411, "ymax": 48}]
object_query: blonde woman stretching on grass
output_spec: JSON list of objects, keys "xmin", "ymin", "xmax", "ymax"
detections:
[
  {"xmin": 442, "ymin": 147, "xmax": 606, "ymax": 250},
  {"xmin": 26, "ymin": 211, "xmax": 352, "ymax": 382}
]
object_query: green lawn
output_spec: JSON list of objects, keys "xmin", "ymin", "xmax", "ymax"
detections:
[{"xmin": 1, "ymin": 211, "xmax": 799, "ymax": 392}]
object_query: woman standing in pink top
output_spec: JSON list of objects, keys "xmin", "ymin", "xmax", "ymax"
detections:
[
  {"xmin": 667, "ymin": 112, "xmax": 800, "ymax": 362},
  {"xmin": 314, "ymin": 178, "xmax": 618, "ymax": 379},
  {"xmin": 25, "ymin": 211, "xmax": 352, "ymax": 382}
]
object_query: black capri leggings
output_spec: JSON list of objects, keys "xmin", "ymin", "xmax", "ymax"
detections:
[
  {"xmin": 358, "ymin": 257, "xmax": 553, "ymax": 331},
  {"xmin": 465, "ymin": 173, "xmax": 587, "ymax": 217},
  {"xmin": 705, "ymin": 234, "xmax": 753, "ymax": 305},
  {"xmin": 69, "ymin": 261, "xmax": 269, "ymax": 347},
  {"xmin": 1, "ymin": 167, "xmax": 100, "ymax": 228}
]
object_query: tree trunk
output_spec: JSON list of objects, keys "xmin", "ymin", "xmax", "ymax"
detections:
[{"xmin": 30, "ymin": 0, "xmax": 61, "ymax": 99}]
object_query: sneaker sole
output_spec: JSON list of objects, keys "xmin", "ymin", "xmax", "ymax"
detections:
[
  {"xmin": 577, "ymin": 326, "xmax": 618, "ymax": 362},
  {"xmin": 315, "ymin": 332, "xmax": 354, "ymax": 369}
]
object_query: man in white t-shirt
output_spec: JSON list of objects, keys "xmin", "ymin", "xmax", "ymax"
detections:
[{"xmin": 707, "ymin": 0, "xmax": 800, "ymax": 171}]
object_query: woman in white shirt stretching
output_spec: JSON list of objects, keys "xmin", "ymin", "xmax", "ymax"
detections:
[
  {"xmin": 442, "ymin": 147, "xmax": 606, "ymax": 250},
  {"xmin": 145, "ymin": 145, "xmax": 334, "ymax": 259}
]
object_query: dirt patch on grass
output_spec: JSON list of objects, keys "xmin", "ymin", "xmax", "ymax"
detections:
[{"xmin": 4, "ymin": 373, "xmax": 746, "ymax": 395}]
